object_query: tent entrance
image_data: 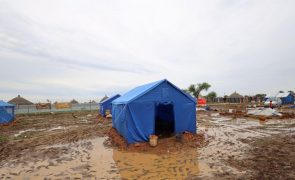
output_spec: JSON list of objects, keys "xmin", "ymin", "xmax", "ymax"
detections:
[{"xmin": 155, "ymin": 102, "xmax": 175, "ymax": 138}]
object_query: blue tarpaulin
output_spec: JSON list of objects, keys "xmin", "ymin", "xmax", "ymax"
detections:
[
  {"xmin": 112, "ymin": 79, "xmax": 197, "ymax": 144},
  {"xmin": 0, "ymin": 100, "xmax": 15, "ymax": 124},
  {"xmin": 99, "ymin": 94, "xmax": 121, "ymax": 116}
]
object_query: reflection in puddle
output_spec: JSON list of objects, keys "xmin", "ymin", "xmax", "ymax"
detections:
[
  {"xmin": 113, "ymin": 150, "xmax": 201, "ymax": 179},
  {"xmin": 1, "ymin": 137, "xmax": 206, "ymax": 179},
  {"xmin": 0, "ymin": 138, "xmax": 120, "ymax": 179}
]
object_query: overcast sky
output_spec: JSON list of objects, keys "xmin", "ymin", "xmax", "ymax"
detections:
[{"xmin": 0, "ymin": 0, "xmax": 295, "ymax": 102}]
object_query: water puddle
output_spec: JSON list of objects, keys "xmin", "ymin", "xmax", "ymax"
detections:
[
  {"xmin": 0, "ymin": 137, "xmax": 119, "ymax": 179},
  {"xmin": 113, "ymin": 149, "xmax": 202, "ymax": 179},
  {"xmin": 47, "ymin": 126, "xmax": 66, "ymax": 132},
  {"xmin": 14, "ymin": 126, "xmax": 79, "ymax": 137},
  {"xmin": 14, "ymin": 128, "xmax": 46, "ymax": 137},
  {"xmin": 1, "ymin": 137, "xmax": 213, "ymax": 179}
]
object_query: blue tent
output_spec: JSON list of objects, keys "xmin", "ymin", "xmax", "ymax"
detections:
[
  {"xmin": 112, "ymin": 79, "xmax": 197, "ymax": 144},
  {"xmin": 277, "ymin": 92, "xmax": 294, "ymax": 105},
  {"xmin": 0, "ymin": 100, "xmax": 15, "ymax": 124},
  {"xmin": 282, "ymin": 94, "xmax": 294, "ymax": 104},
  {"xmin": 99, "ymin": 94, "xmax": 121, "ymax": 116}
]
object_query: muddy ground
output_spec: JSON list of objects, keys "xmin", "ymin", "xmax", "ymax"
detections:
[{"xmin": 0, "ymin": 106, "xmax": 295, "ymax": 179}]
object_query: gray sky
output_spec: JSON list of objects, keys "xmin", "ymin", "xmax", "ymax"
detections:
[{"xmin": 0, "ymin": 0, "xmax": 295, "ymax": 102}]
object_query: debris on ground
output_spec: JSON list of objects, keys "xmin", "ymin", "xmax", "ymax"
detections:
[
  {"xmin": 106, "ymin": 114, "xmax": 112, "ymax": 118},
  {"xmin": 149, "ymin": 135, "xmax": 158, "ymax": 147},
  {"xmin": 247, "ymin": 108, "xmax": 282, "ymax": 117}
]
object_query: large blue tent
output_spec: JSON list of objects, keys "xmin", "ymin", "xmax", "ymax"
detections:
[
  {"xmin": 0, "ymin": 100, "xmax": 15, "ymax": 124},
  {"xmin": 99, "ymin": 94, "xmax": 121, "ymax": 116},
  {"xmin": 112, "ymin": 79, "xmax": 197, "ymax": 144}
]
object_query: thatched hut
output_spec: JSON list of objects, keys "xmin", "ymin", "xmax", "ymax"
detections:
[
  {"xmin": 8, "ymin": 95, "xmax": 33, "ymax": 106},
  {"xmin": 70, "ymin": 99, "xmax": 79, "ymax": 104},
  {"xmin": 228, "ymin": 92, "xmax": 244, "ymax": 103}
]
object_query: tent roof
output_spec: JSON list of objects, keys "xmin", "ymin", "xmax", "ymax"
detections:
[
  {"xmin": 229, "ymin": 92, "xmax": 243, "ymax": 98},
  {"xmin": 99, "ymin": 94, "xmax": 120, "ymax": 104},
  {"xmin": 265, "ymin": 93, "xmax": 278, "ymax": 98},
  {"xmin": 276, "ymin": 92, "xmax": 291, "ymax": 98},
  {"xmin": 265, "ymin": 92, "xmax": 292, "ymax": 98},
  {"xmin": 0, "ymin": 100, "xmax": 14, "ymax": 107},
  {"xmin": 113, "ymin": 79, "xmax": 195, "ymax": 104},
  {"xmin": 8, "ymin": 95, "xmax": 33, "ymax": 105}
]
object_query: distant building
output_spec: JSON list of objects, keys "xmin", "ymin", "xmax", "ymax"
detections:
[
  {"xmin": 8, "ymin": 95, "xmax": 33, "ymax": 106},
  {"xmin": 70, "ymin": 99, "xmax": 79, "ymax": 104},
  {"xmin": 227, "ymin": 92, "xmax": 243, "ymax": 103},
  {"xmin": 213, "ymin": 97, "xmax": 225, "ymax": 103}
]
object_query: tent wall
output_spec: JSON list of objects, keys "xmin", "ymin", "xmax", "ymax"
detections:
[
  {"xmin": 134, "ymin": 81, "xmax": 196, "ymax": 134},
  {"xmin": 99, "ymin": 95, "xmax": 120, "ymax": 116},
  {"xmin": 112, "ymin": 104, "xmax": 127, "ymax": 137},
  {"xmin": 127, "ymin": 102, "xmax": 155, "ymax": 143},
  {"xmin": 281, "ymin": 95, "xmax": 294, "ymax": 105},
  {"xmin": 0, "ymin": 106, "xmax": 15, "ymax": 124}
]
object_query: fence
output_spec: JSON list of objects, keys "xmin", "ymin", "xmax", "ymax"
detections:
[{"xmin": 15, "ymin": 103, "xmax": 99, "ymax": 114}]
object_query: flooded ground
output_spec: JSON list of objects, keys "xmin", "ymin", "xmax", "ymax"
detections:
[
  {"xmin": 0, "ymin": 138, "xmax": 119, "ymax": 179},
  {"xmin": 1, "ymin": 108, "xmax": 295, "ymax": 179}
]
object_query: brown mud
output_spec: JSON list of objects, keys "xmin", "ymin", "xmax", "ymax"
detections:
[
  {"xmin": 0, "ymin": 107, "xmax": 295, "ymax": 179},
  {"xmin": 104, "ymin": 127, "xmax": 206, "ymax": 154}
]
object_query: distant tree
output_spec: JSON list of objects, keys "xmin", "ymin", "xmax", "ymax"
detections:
[
  {"xmin": 255, "ymin": 94, "xmax": 266, "ymax": 102},
  {"xmin": 186, "ymin": 82, "xmax": 211, "ymax": 98},
  {"xmin": 206, "ymin": 91, "xmax": 217, "ymax": 102},
  {"xmin": 182, "ymin": 89, "xmax": 190, "ymax": 94},
  {"xmin": 279, "ymin": 90, "xmax": 284, "ymax": 93}
]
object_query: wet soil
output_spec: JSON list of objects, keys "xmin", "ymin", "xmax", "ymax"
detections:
[
  {"xmin": 0, "ymin": 112, "xmax": 112, "ymax": 165},
  {"xmin": 228, "ymin": 133, "xmax": 295, "ymax": 179},
  {"xmin": 0, "ymin": 107, "xmax": 295, "ymax": 179},
  {"xmin": 104, "ymin": 127, "xmax": 207, "ymax": 154}
]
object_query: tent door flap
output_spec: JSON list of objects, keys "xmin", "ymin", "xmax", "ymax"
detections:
[{"xmin": 154, "ymin": 102, "xmax": 175, "ymax": 137}]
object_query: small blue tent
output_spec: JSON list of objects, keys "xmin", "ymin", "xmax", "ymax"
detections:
[
  {"xmin": 99, "ymin": 94, "xmax": 121, "ymax": 116},
  {"xmin": 112, "ymin": 79, "xmax": 197, "ymax": 144},
  {"xmin": 0, "ymin": 100, "xmax": 15, "ymax": 124}
]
